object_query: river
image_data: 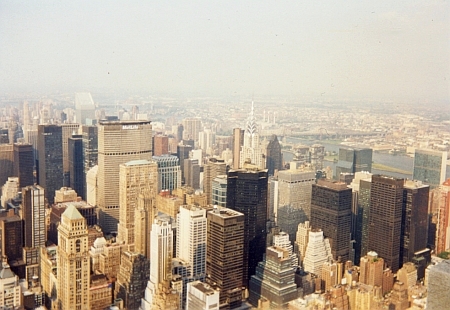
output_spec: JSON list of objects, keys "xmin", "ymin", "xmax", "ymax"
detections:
[{"xmin": 283, "ymin": 137, "xmax": 450, "ymax": 180}]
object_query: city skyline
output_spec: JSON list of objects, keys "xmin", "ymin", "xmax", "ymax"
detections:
[{"xmin": 0, "ymin": 1, "xmax": 448, "ymax": 103}]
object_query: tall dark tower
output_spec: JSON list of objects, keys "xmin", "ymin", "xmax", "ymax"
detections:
[
  {"xmin": 310, "ymin": 179, "xmax": 352, "ymax": 262},
  {"xmin": 368, "ymin": 175, "xmax": 404, "ymax": 273},
  {"xmin": 402, "ymin": 180, "xmax": 429, "ymax": 264},
  {"xmin": 335, "ymin": 147, "xmax": 372, "ymax": 178},
  {"xmin": 37, "ymin": 125, "xmax": 63, "ymax": 204},
  {"xmin": 206, "ymin": 207, "xmax": 245, "ymax": 309},
  {"xmin": 68, "ymin": 134, "xmax": 84, "ymax": 199},
  {"xmin": 82, "ymin": 125, "xmax": 98, "ymax": 199},
  {"xmin": 13, "ymin": 143, "xmax": 34, "ymax": 188},
  {"xmin": 227, "ymin": 166, "xmax": 268, "ymax": 286},
  {"xmin": 177, "ymin": 144, "xmax": 192, "ymax": 184},
  {"xmin": 265, "ymin": 134, "xmax": 282, "ymax": 176}
]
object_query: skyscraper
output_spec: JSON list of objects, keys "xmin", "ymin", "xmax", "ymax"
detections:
[
  {"xmin": 57, "ymin": 205, "xmax": 90, "ymax": 310},
  {"xmin": 61, "ymin": 123, "xmax": 80, "ymax": 186},
  {"xmin": 211, "ymin": 175, "xmax": 227, "ymax": 207},
  {"xmin": 413, "ymin": 148, "xmax": 447, "ymax": 189},
  {"xmin": 21, "ymin": 185, "xmax": 46, "ymax": 281},
  {"xmin": 115, "ymin": 251, "xmax": 150, "ymax": 310},
  {"xmin": 335, "ymin": 147, "xmax": 372, "ymax": 178},
  {"xmin": 182, "ymin": 118, "xmax": 202, "ymax": 142},
  {"xmin": 368, "ymin": 175, "xmax": 404, "ymax": 273},
  {"xmin": 277, "ymin": 163, "xmax": 316, "ymax": 243},
  {"xmin": 117, "ymin": 159, "xmax": 158, "ymax": 247},
  {"xmin": 232, "ymin": 128, "xmax": 244, "ymax": 169},
  {"xmin": 141, "ymin": 217, "xmax": 179, "ymax": 310},
  {"xmin": 426, "ymin": 260, "xmax": 450, "ymax": 309},
  {"xmin": 82, "ymin": 125, "xmax": 98, "ymax": 198},
  {"xmin": 227, "ymin": 166, "xmax": 268, "ymax": 285},
  {"xmin": 265, "ymin": 134, "xmax": 282, "ymax": 176},
  {"xmin": 203, "ymin": 158, "xmax": 227, "ymax": 205},
  {"xmin": 239, "ymin": 102, "xmax": 265, "ymax": 169},
  {"xmin": 402, "ymin": 180, "xmax": 429, "ymax": 263},
  {"xmin": 176, "ymin": 205, "xmax": 207, "ymax": 308},
  {"xmin": 206, "ymin": 206, "xmax": 245, "ymax": 309},
  {"xmin": 177, "ymin": 144, "xmax": 192, "ymax": 184},
  {"xmin": 303, "ymin": 229, "xmax": 332, "ymax": 276},
  {"xmin": 97, "ymin": 120, "xmax": 152, "ymax": 232},
  {"xmin": 429, "ymin": 179, "xmax": 450, "ymax": 253},
  {"xmin": 68, "ymin": 134, "xmax": 84, "ymax": 199},
  {"xmin": 153, "ymin": 134, "xmax": 169, "ymax": 156},
  {"xmin": 0, "ymin": 144, "xmax": 14, "ymax": 187},
  {"xmin": 349, "ymin": 171, "xmax": 372, "ymax": 264},
  {"xmin": 37, "ymin": 124, "xmax": 63, "ymax": 204},
  {"xmin": 310, "ymin": 179, "xmax": 352, "ymax": 262},
  {"xmin": 248, "ymin": 246, "xmax": 298, "ymax": 308},
  {"xmin": 13, "ymin": 143, "xmax": 34, "ymax": 188},
  {"xmin": 75, "ymin": 92, "xmax": 96, "ymax": 125},
  {"xmin": 153, "ymin": 154, "xmax": 182, "ymax": 192}
]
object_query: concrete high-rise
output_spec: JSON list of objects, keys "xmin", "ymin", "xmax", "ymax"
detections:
[
  {"xmin": 117, "ymin": 159, "xmax": 158, "ymax": 247},
  {"xmin": 239, "ymin": 102, "xmax": 265, "ymax": 169},
  {"xmin": 13, "ymin": 143, "xmax": 34, "ymax": 188},
  {"xmin": 153, "ymin": 134, "xmax": 169, "ymax": 156},
  {"xmin": 97, "ymin": 120, "xmax": 152, "ymax": 233},
  {"xmin": 21, "ymin": 185, "xmax": 46, "ymax": 282},
  {"xmin": 0, "ymin": 144, "xmax": 14, "ymax": 187},
  {"xmin": 429, "ymin": 179, "xmax": 450, "ymax": 253},
  {"xmin": 303, "ymin": 229, "xmax": 332, "ymax": 276},
  {"xmin": 265, "ymin": 134, "xmax": 282, "ymax": 176},
  {"xmin": 335, "ymin": 147, "xmax": 372, "ymax": 178},
  {"xmin": 277, "ymin": 163, "xmax": 315, "ymax": 243},
  {"xmin": 310, "ymin": 179, "xmax": 352, "ymax": 262},
  {"xmin": 248, "ymin": 246, "xmax": 299, "ymax": 308},
  {"xmin": 232, "ymin": 128, "xmax": 244, "ymax": 169},
  {"xmin": 57, "ymin": 205, "xmax": 90, "ymax": 310},
  {"xmin": 295, "ymin": 221, "xmax": 312, "ymax": 267},
  {"xmin": 182, "ymin": 118, "xmax": 202, "ymax": 142},
  {"xmin": 75, "ymin": 92, "xmax": 96, "ymax": 125},
  {"xmin": 359, "ymin": 251, "xmax": 384, "ymax": 288},
  {"xmin": 176, "ymin": 205, "xmax": 207, "ymax": 308},
  {"xmin": 368, "ymin": 175, "xmax": 404, "ymax": 273},
  {"xmin": 203, "ymin": 158, "xmax": 227, "ymax": 205},
  {"xmin": 426, "ymin": 260, "xmax": 450, "ymax": 309},
  {"xmin": 177, "ymin": 144, "xmax": 192, "ymax": 184},
  {"xmin": 153, "ymin": 154, "xmax": 182, "ymax": 192},
  {"xmin": 141, "ymin": 216, "xmax": 179, "ymax": 310},
  {"xmin": 413, "ymin": 148, "xmax": 447, "ymax": 189},
  {"xmin": 115, "ymin": 251, "xmax": 150, "ymax": 310},
  {"xmin": 211, "ymin": 175, "xmax": 227, "ymax": 207},
  {"xmin": 37, "ymin": 124, "xmax": 63, "ymax": 204},
  {"xmin": 206, "ymin": 206, "xmax": 245, "ymax": 309},
  {"xmin": 186, "ymin": 281, "xmax": 219, "ymax": 310},
  {"xmin": 227, "ymin": 166, "xmax": 268, "ymax": 285}
]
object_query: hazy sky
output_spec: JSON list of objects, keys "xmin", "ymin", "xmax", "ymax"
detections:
[{"xmin": 1, "ymin": 1, "xmax": 449, "ymax": 102}]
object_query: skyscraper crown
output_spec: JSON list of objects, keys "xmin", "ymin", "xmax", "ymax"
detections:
[{"xmin": 245, "ymin": 101, "xmax": 258, "ymax": 136}]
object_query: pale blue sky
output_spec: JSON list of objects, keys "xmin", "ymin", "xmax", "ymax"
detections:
[{"xmin": 0, "ymin": 1, "xmax": 448, "ymax": 102}]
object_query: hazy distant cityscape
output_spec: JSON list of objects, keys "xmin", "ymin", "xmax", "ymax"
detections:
[{"xmin": 1, "ymin": 1, "xmax": 449, "ymax": 309}]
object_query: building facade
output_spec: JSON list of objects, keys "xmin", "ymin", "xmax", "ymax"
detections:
[
  {"xmin": 227, "ymin": 166, "xmax": 268, "ymax": 286},
  {"xmin": 57, "ymin": 205, "xmax": 90, "ymax": 310},
  {"xmin": 97, "ymin": 120, "xmax": 152, "ymax": 233},
  {"xmin": 310, "ymin": 179, "xmax": 352, "ymax": 262}
]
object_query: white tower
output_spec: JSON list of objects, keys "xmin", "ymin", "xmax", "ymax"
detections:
[{"xmin": 303, "ymin": 229, "xmax": 332, "ymax": 276}]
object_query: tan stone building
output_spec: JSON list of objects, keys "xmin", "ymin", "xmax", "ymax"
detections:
[
  {"xmin": 57, "ymin": 205, "xmax": 90, "ymax": 310},
  {"xmin": 97, "ymin": 120, "xmax": 152, "ymax": 232},
  {"xmin": 117, "ymin": 159, "xmax": 158, "ymax": 247}
]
